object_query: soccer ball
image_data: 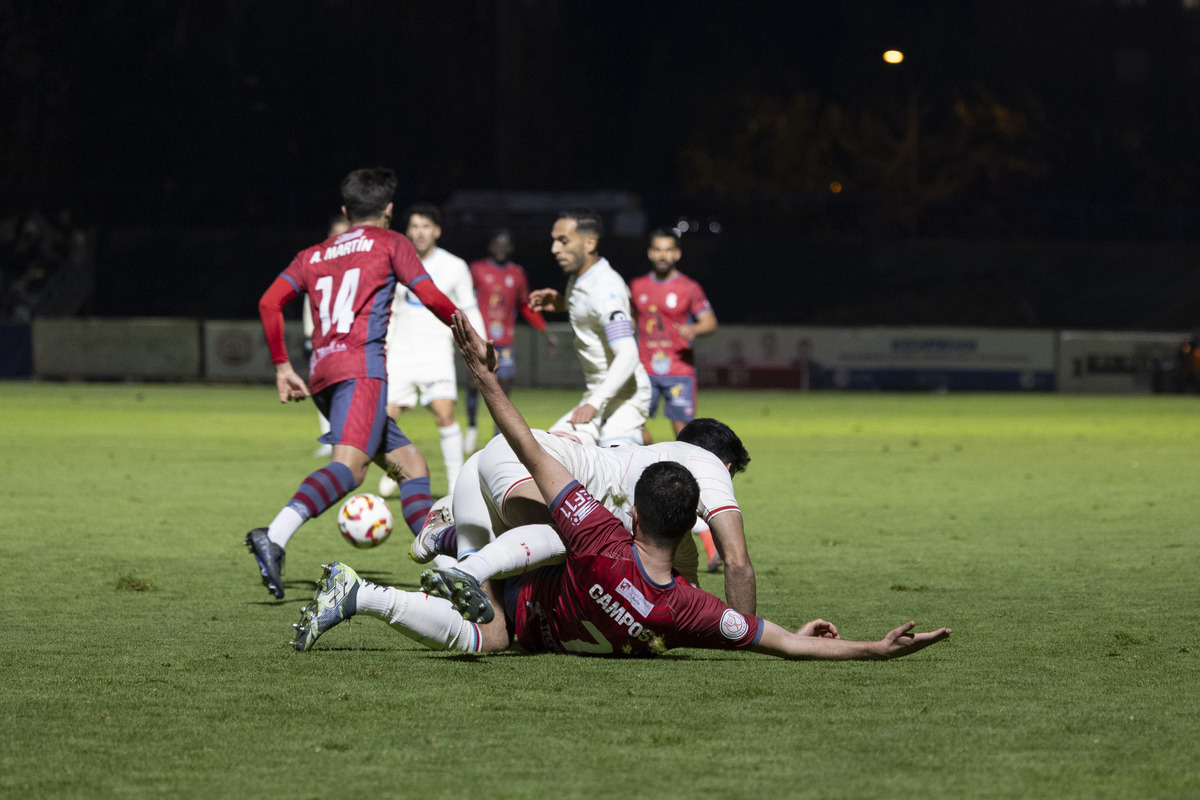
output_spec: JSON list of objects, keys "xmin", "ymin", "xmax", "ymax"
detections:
[{"xmin": 337, "ymin": 493, "xmax": 394, "ymax": 548}]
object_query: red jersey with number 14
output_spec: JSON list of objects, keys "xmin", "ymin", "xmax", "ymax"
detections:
[
  {"xmin": 469, "ymin": 259, "xmax": 546, "ymax": 347},
  {"xmin": 277, "ymin": 226, "xmax": 431, "ymax": 394},
  {"xmin": 630, "ymin": 272, "xmax": 712, "ymax": 378},
  {"xmin": 513, "ymin": 481, "xmax": 763, "ymax": 657}
]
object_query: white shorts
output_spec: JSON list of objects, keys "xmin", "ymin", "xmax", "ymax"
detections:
[
  {"xmin": 548, "ymin": 395, "xmax": 648, "ymax": 447},
  {"xmin": 387, "ymin": 346, "xmax": 457, "ymax": 408}
]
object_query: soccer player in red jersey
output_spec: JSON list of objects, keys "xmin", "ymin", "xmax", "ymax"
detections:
[
  {"xmin": 464, "ymin": 228, "xmax": 558, "ymax": 452},
  {"xmin": 631, "ymin": 229, "xmax": 723, "ymax": 570},
  {"xmin": 248, "ymin": 168, "xmax": 460, "ymax": 600},
  {"xmin": 630, "ymin": 229, "xmax": 718, "ymax": 441},
  {"xmin": 291, "ymin": 312, "xmax": 952, "ymax": 663}
]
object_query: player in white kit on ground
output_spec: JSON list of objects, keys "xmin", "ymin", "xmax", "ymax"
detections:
[{"xmin": 412, "ymin": 417, "xmax": 757, "ymax": 615}]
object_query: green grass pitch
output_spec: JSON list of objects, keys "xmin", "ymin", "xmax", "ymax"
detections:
[{"xmin": 2, "ymin": 381, "xmax": 1197, "ymax": 798}]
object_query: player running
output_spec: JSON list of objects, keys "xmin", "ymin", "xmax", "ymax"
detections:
[
  {"xmin": 247, "ymin": 168, "xmax": 459, "ymax": 600},
  {"xmin": 290, "ymin": 311, "xmax": 952, "ymax": 662}
]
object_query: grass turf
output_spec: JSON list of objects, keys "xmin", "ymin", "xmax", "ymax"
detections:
[{"xmin": 1, "ymin": 382, "xmax": 1197, "ymax": 798}]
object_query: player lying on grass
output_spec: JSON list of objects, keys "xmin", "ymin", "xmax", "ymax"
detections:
[
  {"xmin": 408, "ymin": 415, "xmax": 758, "ymax": 614},
  {"xmin": 290, "ymin": 311, "xmax": 952, "ymax": 661}
]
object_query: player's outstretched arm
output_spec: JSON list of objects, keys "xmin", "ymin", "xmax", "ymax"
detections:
[
  {"xmin": 409, "ymin": 278, "xmax": 459, "ymax": 327},
  {"xmin": 751, "ymin": 619, "xmax": 951, "ymax": 661},
  {"xmin": 451, "ymin": 311, "xmax": 574, "ymax": 503}
]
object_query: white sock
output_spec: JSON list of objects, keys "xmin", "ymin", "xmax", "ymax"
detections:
[
  {"xmin": 452, "ymin": 452, "xmax": 493, "ymax": 558},
  {"xmin": 458, "ymin": 524, "xmax": 566, "ymax": 583},
  {"xmin": 438, "ymin": 423, "xmax": 464, "ymax": 493},
  {"xmin": 373, "ymin": 587, "xmax": 481, "ymax": 652},
  {"xmin": 267, "ymin": 506, "xmax": 306, "ymax": 548},
  {"xmin": 355, "ymin": 578, "xmax": 394, "ymax": 616}
]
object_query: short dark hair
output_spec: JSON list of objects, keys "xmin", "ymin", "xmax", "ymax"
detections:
[
  {"xmin": 558, "ymin": 208, "xmax": 603, "ymax": 240},
  {"xmin": 648, "ymin": 228, "xmax": 679, "ymax": 247},
  {"xmin": 340, "ymin": 168, "xmax": 396, "ymax": 223},
  {"xmin": 490, "ymin": 227, "xmax": 513, "ymax": 242},
  {"xmin": 403, "ymin": 202, "xmax": 442, "ymax": 229},
  {"xmin": 633, "ymin": 462, "xmax": 700, "ymax": 548},
  {"xmin": 676, "ymin": 418, "xmax": 751, "ymax": 476}
]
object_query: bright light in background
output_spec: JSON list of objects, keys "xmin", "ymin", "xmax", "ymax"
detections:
[
  {"xmin": 829, "ymin": 181, "xmax": 843, "ymax": 194},
  {"xmin": 883, "ymin": 50, "xmax": 904, "ymax": 64}
]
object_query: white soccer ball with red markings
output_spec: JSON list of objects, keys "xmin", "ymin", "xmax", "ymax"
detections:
[{"xmin": 337, "ymin": 493, "xmax": 394, "ymax": 548}]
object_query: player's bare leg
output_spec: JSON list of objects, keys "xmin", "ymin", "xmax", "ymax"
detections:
[
  {"xmin": 374, "ymin": 443, "xmax": 434, "ymax": 536},
  {"xmin": 377, "ymin": 403, "xmax": 410, "ymax": 496}
]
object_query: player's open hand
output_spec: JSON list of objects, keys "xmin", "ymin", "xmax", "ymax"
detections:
[
  {"xmin": 452, "ymin": 310, "xmax": 498, "ymax": 377},
  {"xmin": 876, "ymin": 621, "xmax": 952, "ymax": 659}
]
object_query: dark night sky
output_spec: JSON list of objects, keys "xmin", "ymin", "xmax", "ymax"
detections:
[{"xmin": 5, "ymin": 1, "xmax": 1200, "ymax": 325}]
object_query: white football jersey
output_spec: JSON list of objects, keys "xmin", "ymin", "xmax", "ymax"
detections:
[
  {"xmin": 565, "ymin": 257, "xmax": 650, "ymax": 402},
  {"xmin": 531, "ymin": 431, "xmax": 739, "ymax": 527},
  {"xmin": 387, "ymin": 247, "xmax": 483, "ymax": 350}
]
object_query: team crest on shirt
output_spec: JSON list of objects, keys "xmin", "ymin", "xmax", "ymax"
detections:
[
  {"xmin": 666, "ymin": 292, "xmax": 678, "ymax": 309},
  {"xmin": 719, "ymin": 609, "xmax": 749, "ymax": 640},
  {"xmin": 505, "ymin": 275, "xmax": 514, "ymax": 287}
]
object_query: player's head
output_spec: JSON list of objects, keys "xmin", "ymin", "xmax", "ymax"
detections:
[
  {"xmin": 647, "ymin": 228, "xmax": 681, "ymax": 277},
  {"xmin": 632, "ymin": 461, "xmax": 700, "ymax": 549},
  {"xmin": 403, "ymin": 203, "xmax": 443, "ymax": 259},
  {"xmin": 489, "ymin": 227, "xmax": 514, "ymax": 263},
  {"xmin": 340, "ymin": 168, "xmax": 397, "ymax": 225},
  {"xmin": 676, "ymin": 418, "xmax": 751, "ymax": 476},
  {"xmin": 551, "ymin": 208, "xmax": 603, "ymax": 276},
  {"xmin": 328, "ymin": 214, "xmax": 351, "ymax": 238}
]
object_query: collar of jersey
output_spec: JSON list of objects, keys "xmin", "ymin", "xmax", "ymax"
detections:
[{"xmin": 631, "ymin": 543, "xmax": 676, "ymax": 590}]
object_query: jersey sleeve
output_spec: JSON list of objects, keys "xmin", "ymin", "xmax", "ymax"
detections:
[
  {"xmin": 687, "ymin": 279, "xmax": 714, "ymax": 318},
  {"xmin": 408, "ymin": 278, "xmax": 458, "ymax": 327},
  {"xmin": 595, "ymin": 286, "xmax": 636, "ymax": 345},
  {"xmin": 448, "ymin": 259, "xmax": 487, "ymax": 335},
  {"xmin": 515, "ymin": 267, "xmax": 547, "ymax": 330},
  {"xmin": 549, "ymin": 481, "xmax": 631, "ymax": 558},
  {"xmin": 389, "ymin": 236, "xmax": 431, "ymax": 287},
  {"xmin": 663, "ymin": 588, "xmax": 763, "ymax": 651},
  {"xmin": 258, "ymin": 272, "xmax": 300, "ymax": 365},
  {"xmin": 687, "ymin": 449, "xmax": 740, "ymax": 521}
]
